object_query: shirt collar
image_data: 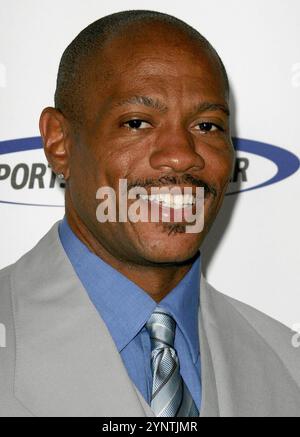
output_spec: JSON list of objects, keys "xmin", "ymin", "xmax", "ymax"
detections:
[{"xmin": 58, "ymin": 216, "xmax": 200, "ymax": 362}]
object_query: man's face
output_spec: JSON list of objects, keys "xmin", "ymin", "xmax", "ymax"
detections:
[{"xmin": 66, "ymin": 23, "xmax": 234, "ymax": 265}]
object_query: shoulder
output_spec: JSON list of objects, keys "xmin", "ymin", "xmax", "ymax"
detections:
[
  {"xmin": 202, "ymin": 276, "xmax": 294, "ymax": 337},
  {"xmin": 0, "ymin": 221, "xmax": 61, "ymax": 313},
  {"xmin": 0, "ymin": 222, "xmax": 63, "ymax": 416},
  {"xmin": 0, "ymin": 263, "xmax": 13, "ymax": 282},
  {"xmin": 201, "ymin": 276, "xmax": 300, "ymax": 385},
  {"xmin": 0, "ymin": 264, "xmax": 14, "ymax": 320}
]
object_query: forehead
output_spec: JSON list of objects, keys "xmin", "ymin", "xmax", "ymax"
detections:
[
  {"xmin": 82, "ymin": 24, "xmax": 227, "ymax": 115},
  {"xmin": 106, "ymin": 25, "xmax": 222, "ymax": 80}
]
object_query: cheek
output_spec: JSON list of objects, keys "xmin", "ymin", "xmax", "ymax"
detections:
[
  {"xmin": 205, "ymin": 148, "xmax": 234, "ymax": 187},
  {"xmin": 67, "ymin": 143, "xmax": 104, "ymax": 213},
  {"xmin": 221, "ymin": 153, "xmax": 234, "ymax": 183},
  {"xmin": 99, "ymin": 143, "xmax": 151, "ymax": 188},
  {"xmin": 100, "ymin": 154, "xmax": 132, "ymax": 188}
]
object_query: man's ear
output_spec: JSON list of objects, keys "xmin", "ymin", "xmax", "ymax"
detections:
[{"xmin": 39, "ymin": 107, "xmax": 71, "ymax": 180}]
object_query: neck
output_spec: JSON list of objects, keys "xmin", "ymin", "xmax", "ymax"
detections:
[{"xmin": 65, "ymin": 204, "xmax": 196, "ymax": 302}]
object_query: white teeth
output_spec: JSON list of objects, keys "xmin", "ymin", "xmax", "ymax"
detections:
[{"xmin": 140, "ymin": 193, "xmax": 195, "ymax": 208}]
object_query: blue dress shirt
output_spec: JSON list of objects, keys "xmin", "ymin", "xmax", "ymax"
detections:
[{"xmin": 58, "ymin": 216, "xmax": 202, "ymax": 410}]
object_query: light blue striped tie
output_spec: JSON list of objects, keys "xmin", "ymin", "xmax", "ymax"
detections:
[{"xmin": 146, "ymin": 308, "xmax": 199, "ymax": 417}]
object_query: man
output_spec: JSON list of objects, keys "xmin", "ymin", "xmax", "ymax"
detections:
[{"xmin": 0, "ymin": 10, "xmax": 299, "ymax": 417}]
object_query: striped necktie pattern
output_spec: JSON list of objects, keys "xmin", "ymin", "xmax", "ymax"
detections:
[{"xmin": 146, "ymin": 308, "xmax": 199, "ymax": 417}]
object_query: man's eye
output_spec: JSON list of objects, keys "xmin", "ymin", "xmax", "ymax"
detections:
[
  {"xmin": 196, "ymin": 122, "xmax": 223, "ymax": 133},
  {"xmin": 123, "ymin": 119, "xmax": 151, "ymax": 130}
]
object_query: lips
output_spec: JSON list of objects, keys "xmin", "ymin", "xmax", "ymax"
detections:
[{"xmin": 134, "ymin": 186, "xmax": 207, "ymax": 224}]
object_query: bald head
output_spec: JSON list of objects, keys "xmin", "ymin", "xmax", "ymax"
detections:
[{"xmin": 54, "ymin": 10, "xmax": 229, "ymax": 125}]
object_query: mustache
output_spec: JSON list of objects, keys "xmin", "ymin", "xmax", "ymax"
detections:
[{"xmin": 127, "ymin": 174, "xmax": 217, "ymax": 198}]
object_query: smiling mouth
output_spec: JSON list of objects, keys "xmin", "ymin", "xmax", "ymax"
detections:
[
  {"xmin": 129, "ymin": 186, "xmax": 208, "ymax": 229},
  {"xmin": 139, "ymin": 192, "xmax": 196, "ymax": 209},
  {"xmin": 135, "ymin": 185, "xmax": 210, "ymax": 209}
]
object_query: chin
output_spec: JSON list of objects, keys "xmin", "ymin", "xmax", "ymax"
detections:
[{"xmin": 136, "ymin": 223, "xmax": 204, "ymax": 265}]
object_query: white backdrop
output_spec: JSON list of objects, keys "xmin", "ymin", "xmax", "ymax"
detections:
[{"xmin": 0, "ymin": 0, "xmax": 299, "ymax": 328}]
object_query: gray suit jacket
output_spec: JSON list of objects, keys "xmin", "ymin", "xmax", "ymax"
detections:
[{"xmin": 0, "ymin": 221, "xmax": 300, "ymax": 417}]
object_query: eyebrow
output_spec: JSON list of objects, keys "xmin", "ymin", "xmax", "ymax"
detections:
[
  {"xmin": 111, "ymin": 95, "xmax": 230, "ymax": 116},
  {"xmin": 193, "ymin": 101, "xmax": 230, "ymax": 116},
  {"xmin": 111, "ymin": 95, "xmax": 168, "ymax": 113}
]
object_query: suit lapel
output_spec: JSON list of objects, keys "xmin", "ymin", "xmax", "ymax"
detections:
[
  {"xmin": 11, "ymin": 222, "xmax": 148, "ymax": 417},
  {"xmin": 198, "ymin": 276, "xmax": 220, "ymax": 417},
  {"xmin": 200, "ymin": 277, "xmax": 300, "ymax": 416}
]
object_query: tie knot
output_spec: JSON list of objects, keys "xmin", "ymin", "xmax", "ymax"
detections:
[{"xmin": 146, "ymin": 308, "xmax": 176, "ymax": 348}]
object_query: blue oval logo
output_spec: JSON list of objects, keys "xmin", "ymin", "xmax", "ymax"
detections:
[
  {"xmin": 0, "ymin": 136, "xmax": 299, "ymax": 206},
  {"xmin": 231, "ymin": 137, "xmax": 299, "ymax": 195}
]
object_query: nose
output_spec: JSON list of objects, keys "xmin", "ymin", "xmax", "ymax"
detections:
[{"xmin": 149, "ymin": 127, "xmax": 205, "ymax": 174}]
